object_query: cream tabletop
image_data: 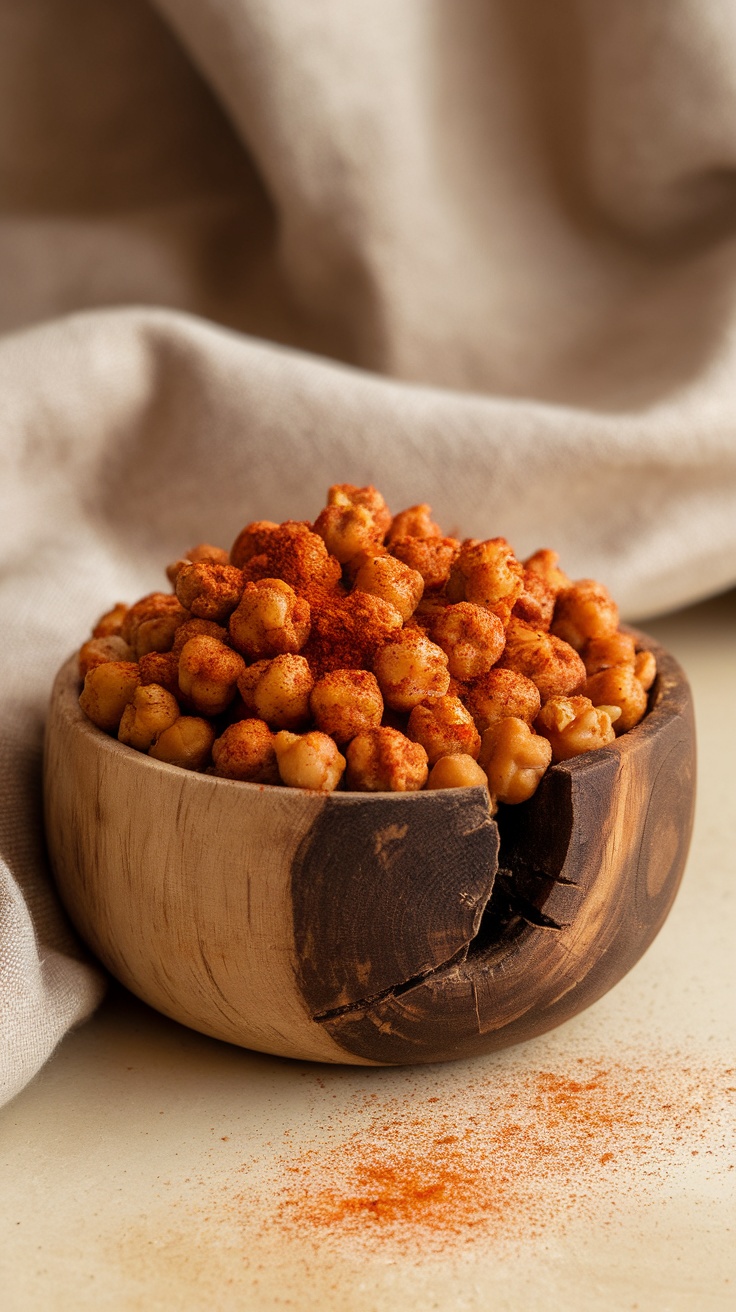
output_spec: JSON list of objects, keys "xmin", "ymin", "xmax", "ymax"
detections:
[{"xmin": 1, "ymin": 593, "xmax": 734, "ymax": 1312}]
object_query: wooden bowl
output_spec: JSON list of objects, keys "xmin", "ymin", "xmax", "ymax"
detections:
[{"xmin": 43, "ymin": 631, "xmax": 695, "ymax": 1066}]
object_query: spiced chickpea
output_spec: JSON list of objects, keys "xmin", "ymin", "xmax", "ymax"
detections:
[
  {"xmin": 178, "ymin": 636, "xmax": 246, "ymax": 716},
  {"xmin": 166, "ymin": 543, "xmax": 229, "ymax": 586},
  {"xmin": 78, "ymin": 635, "xmax": 132, "ymax": 678},
  {"xmin": 313, "ymin": 504, "xmax": 384, "ymax": 564},
  {"xmin": 513, "ymin": 570, "xmax": 556, "ymax": 629},
  {"xmin": 236, "ymin": 659, "xmax": 271, "ymax": 714},
  {"xmin": 346, "ymin": 726, "xmax": 428, "ymax": 792},
  {"xmin": 304, "ymin": 591, "xmax": 403, "ymax": 676},
  {"xmin": 121, "ymin": 593, "xmax": 187, "ymax": 659},
  {"xmin": 535, "ymin": 695, "xmax": 619, "ymax": 762},
  {"xmin": 584, "ymin": 664, "xmax": 648, "ymax": 733},
  {"xmin": 584, "ymin": 632, "xmax": 636, "ymax": 675},
  {"xmin": 248, "ymin": 654, "xmax": 315, "ymax": 730},
  {"xmin": 230, "ymin": 521, "xmax": 279, "ymax": 569},
  {"xmin": 478, "ymin": 717, "xmax": 552, "ymax": 805},
  {"xmin": 274, "ymin": 731, "xmax": 346, "ymax": 792},
  {"xmin": 79, "ymin": 661, "xmax": 140, "ymax": 732},
  {"xmin": 149, "ymin": 717, "xmax": 216, "ymax": 771},
  {"xmin": 353, "ymin": 553, "xmax": 424, "ymax": 621},
  {"xmin": 430, "ymin": 602, "xmax": 505, "ymax": 680},
  {"xmin": 427, "ymin": 754, "xmax": 490, "ymax": 792},
  {"xmin": 373, "ymin": 630, "xmax": 450, "ymax": 712},
  {"xmin": 464, "ymin": 668, "xmax": 541, "ymax": 733},
  {"xmin": 118, "ymin": 684, "xmax": 180, "ymax": 752},
  {"xmin": 310, "ymin": 669, "xmax": 383, "ymax": 743},
  {"xmin": 390, "ymin": 536, "xmax": 460, "ymax": 590},
  {"xmin": 523, "ymin": 549, "xmax": 571, "ymax": 595},
  {"xmin": 211, "ymin": 719, "xmax": 278, "ymax": 783},
  {"xmin": 499, "ymin": 619, "xmax": 587, "ymax": 701},
  {"xmin": 635, "ymin": 649, "xmax": 657, "ymax": 692},
  {"xmin": 240, "ymin": 521, "xmax": 342, "ymax": 593},
  {"xmin": 175, "ymin": 562, "xmax": 244, "ymax": 622},
  {"xmin": 552, "ymin": 580, "xmax": 619, "ymax": 652},
  {"xmin": 447, "ymin": 538, "xmax": 524, "ymax": 623},
  {"xmin": 92, "ymin": 602, "xmax": 128, "ymax": 638},
  {"xmin": 138, "ymin": 651, "xmax": 180, "ymax": 698},
  {"xmin": 229, "ymin": 578, "xmax": 310, "ymax": 659},
  {"xmin": 326, "ymin": 483, "xmax": 392, "ymax": 538},
  {"xmin": 407, "ymin": 696, "xmax": 481, "ymax": 764},
  {"xmin": 387, "ymin": 503, "xmax": 442, "ymax": 543},
  {"xmin": 171, "ymin": 619, "xmax": 230, "ymax": 658}
]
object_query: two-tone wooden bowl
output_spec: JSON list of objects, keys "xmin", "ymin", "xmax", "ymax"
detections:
[{"xmin": 43, "ymin": 631, "xmax": 695, "ymax": 1065}]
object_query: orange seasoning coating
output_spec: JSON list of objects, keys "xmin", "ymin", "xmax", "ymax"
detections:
[
  {"xmin": 77, "ymin": 484, "xmax": 655, "ymax": 796},
  {"xmin": 239, "ymin": 1055, "xmax": 733, "ymax": 1255}
]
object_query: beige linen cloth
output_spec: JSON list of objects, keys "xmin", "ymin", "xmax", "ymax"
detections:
[{"xmin": 2, "ymin": 0, "xmax": 736, "ymax": 1105}]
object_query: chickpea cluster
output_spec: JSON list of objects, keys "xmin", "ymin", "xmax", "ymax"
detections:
[{"xmin": 77, "ymin": 484, "xmax": 656, "ymax": 804}]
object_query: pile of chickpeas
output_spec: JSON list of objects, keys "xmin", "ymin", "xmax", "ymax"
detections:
[{"xmin": 76, "ymin": 484, "xmax": 656, "ymax": 804}]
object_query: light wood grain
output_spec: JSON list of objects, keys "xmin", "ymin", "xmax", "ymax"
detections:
[{"xmin": 43, "ymin": 630, "xmax": 694, "ymax": 1065}]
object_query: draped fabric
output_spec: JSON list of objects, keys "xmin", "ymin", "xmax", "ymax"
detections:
[{"xmin": 2, "ymin": 0, "xmax": 735, "ymax": 1104}]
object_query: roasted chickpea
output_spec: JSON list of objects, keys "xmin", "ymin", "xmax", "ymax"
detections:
[
  {"xmin": 236, "ymin": 659, "xmax": 271, "ymax": 714},
  {"xmin": 118, "ymin": 683, "xmax": 180, "ymax": 751},
  {"xmin": 373, "ymin": 630, "xmax": 450, "ymax": 712},
  {"xmin": 178, "ymin": 636, "xmax": 246, "ymax": 716},
  {"xmin": 513, "ymin": 569, "xmax": 556, "ymax": 629},
  {"xmin": 584, "ymin": 664, "xmax": 648, "ymax": 733},
  {"xmin": 353, "ymin": 553, "xmax": 424, "ymax": 620},
  {"xmin": 304, "ymin": 590, "xmax": 403, "ymax": 676},
  {"xmin": 240, "ymin": 521, "xmax": 342, "ymax": 593},
  {"xmin": 229, "ymin": 578, "xmax": 310, "ymax": 659},
  {"xmin": 478, "ymin": 717, "xmax": 552, "ymax": 805},
  {"xmin": 583, "ymin": 631, "xmax": 637, "ymax": 675},
  {"xmin": 79, "ymin": 661, "xmax": 140, "ymax": 732},
  {"xmin": 248, "ymin": 654, "xmax": 314, "ymax": 730},
  {"xmin": 463, "ymin": 668, "xmax": 541, "ymax": 733},
  {"xmin": 427, "ymin": 754, "xmax": 490, "ymax": 792},
  {"xmin": 535, "ymin": 695, "xmax": 619, "ymax": 762},
  {"xmin": 274, "ymin": 730, "xmax": 346, "ymax": 791},
  {"xmin": 447, "ymin": 538, "xmax": 524, "ymax": 623},
  {"xmin": 407, "ymin": 696, "xmax": 481, "ymax": 764},
  {"xmin": 211, "ymin": 719, "xmax": 278, "ymax": 783},
  {"xmin": 149, "ymin": 716, "xmax": 216, "ymax": 770},
  {"xmin": 552, "ymin": 580, "xmax": 619, "ymax": 652},
  {"xmin": 166, "ymin": 543, "xmax": 229, "ymax": 586},
  {"xmin": 171, "ymin": 618, "xmax": 230, "ymax": 658},
  {"xmin": 430, "ymin": 602, "xmax": 505, "ymax": 680},
  {"xmin": 310, "ymin": 669, "xmax": 383, "ymax": 743},
  {"xmin": 138, "ymin": 651, "xmax": 180, "ymax": 698},
  {"xmin": 313, "ymin": 503, "xmax": 384, "ymax": 564},
  {"xmin": 389, "ymin": 535, "xmax": 460, "ymax": 590},
  {"xmin": 229, "ymin": 521, "xmax": 279, "ymax": 569},
  {"xmin": 92, "ymin": 602, "xmax": 128, "ymax": 638},
  {"xmin": 120, "ymin": 593, "xmax": 187, "ymax": 659},
  {"xmin": 175, "ymin": 562, "xmax": 244, "ymax": 622},
  {"xmin": 635, "ymin": 649, "xmax": 657, "ymax": 692},
  {"xmin": 326, "ymin": 483, "xmax": 392, "ymax": 537},
  {"xmin": 499, "ymin": 619, "xmax": 587, "ymax": 701},
  {"xmin": 78, "ymin": 635, "xmax": 132, "ymax": 678},
  {"xmin": 387, "ymin": 504, "xmax": 442, "ymax": 542},
  {"xmin": 523, "ymin": 549, "xmax": 571, "ymax": 595},
  {"xmin": 346, "ymin": 726, "xmax": 428, "ymax": 792}
]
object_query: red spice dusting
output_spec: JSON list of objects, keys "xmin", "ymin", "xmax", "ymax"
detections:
[{"xmin": 232, "ymin": 1056, "xmax": 734, "ymax": 1255}]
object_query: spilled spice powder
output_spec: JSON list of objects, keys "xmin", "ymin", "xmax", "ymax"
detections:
[{"xmin": 233, "ymin": 1056, "xmax": 735, "ymax": 1255}]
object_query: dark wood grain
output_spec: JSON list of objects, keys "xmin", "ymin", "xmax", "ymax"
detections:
[
  {"xmin": 291, "ymin": 790, "xmax": 499, "ymax": 1015},
  {"xmin": 313, "ymin": 633, "xmax": 696, "ymax": 1063}
]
